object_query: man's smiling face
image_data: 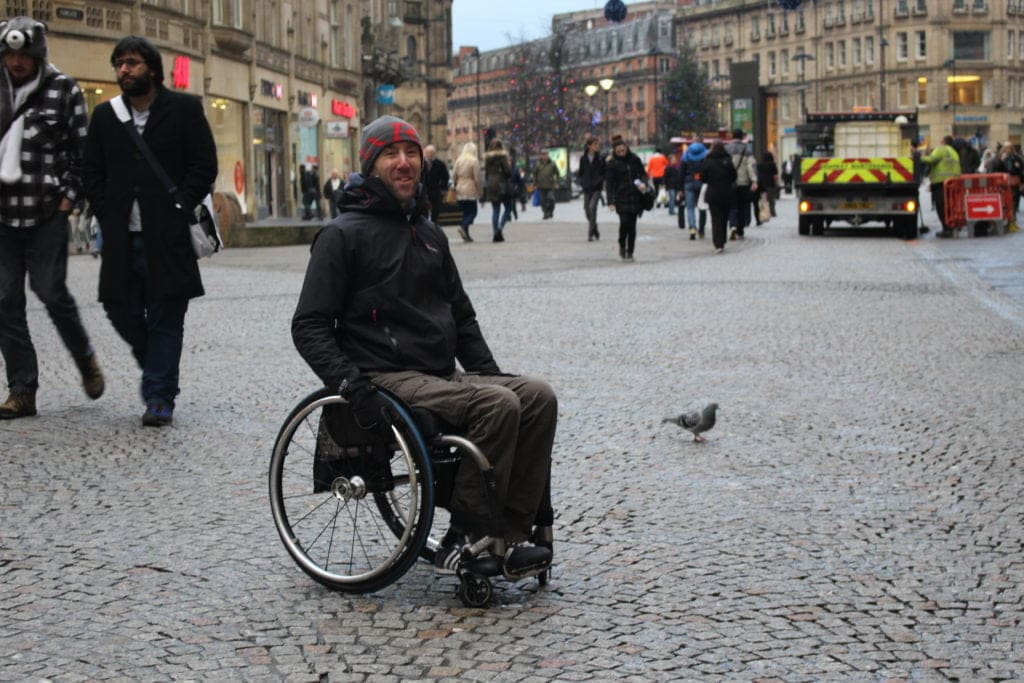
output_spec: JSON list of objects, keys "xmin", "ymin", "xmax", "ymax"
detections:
[{"xmin": 371, "ymin": 140, "xmax": 423, "ymax": 204}]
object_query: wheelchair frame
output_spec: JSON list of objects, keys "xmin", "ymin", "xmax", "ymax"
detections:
[{"xmin": 268, "ymin": 387, "xmax": 551, "ymax": 607}]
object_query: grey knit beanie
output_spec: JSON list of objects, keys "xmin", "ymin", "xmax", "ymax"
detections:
[
  {"xmin": 359, "ymin": 115, "xmax": 423, "ymax": 175},
  {"xmin": 0, "ymin": 17, "xmax": 48, "ymax": 63}
]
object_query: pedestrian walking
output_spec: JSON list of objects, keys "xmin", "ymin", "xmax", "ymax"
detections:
[
  {"xmin": 921, "ymin": 135, "xmax": 961, "ymax": 238},
  {"xmin": 451, "ymin": 141, "xmax": 481, "ymax": 242},
  {"xmin": 755, "ymin": 151, "xmax": 779, "ymax": 223},
  {"xmin": 726, "ymin": 129, "xmax": 758, "ymax": 240},
  {"xmin": 423, "ymin": 144, "xmax": 449, "ymax": 225},
  {"xmin": 82, "ymin": 35, "xmax": 217, "ymax": 426},
  {"xmin": 699, "ymin": 141, "xmax": 737, "ymax": 253},
  {"xmin": 535, "ymin": 155, "xmax": 560, "ymax": 219},
  {"xmin": 663, "ymin": 152, "xmax": 682, "ymax": 217},
  {"xmin": 0, "ymin": 16, "xmax": 105, "ymax": 419},
  {"xmin": 577, "ymin": 136, "xmax": 605, "ymax": 241},
  {"xmin": 323, "ymin": 168, "xmax": 343, "ymax": 219},
  {"xmin": 646, "ymin": 149, "xmax": 668, "ymax": 201},
  {"xmin": 291, "ymin": 114, "xmax": 555, "ymax": 577},
  {"xmin": 680, "ymin": 142, "xmax": 708, "ymax": 239},
  {"xmin": 484, "ymin": 139, "xmax": 513, "ymax": 242},
  {"xmin": 781, "ymin": 155, "xmax": 795, "ymax": 194},
  {"xmin": 604, "ymin": 134, "xmax": 648, "ymax": 262},
  {"xmin": 508, "ymin": 161, "xmax": 524, "ymax": 222}
]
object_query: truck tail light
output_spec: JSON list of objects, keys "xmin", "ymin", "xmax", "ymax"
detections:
[
  {"xmin": 799, "ymin": 200, "xmax": 811, "ymax": 213},
  {"xmin": 904, "ymin": 200, "xmax": 917, "ymax": 213}
]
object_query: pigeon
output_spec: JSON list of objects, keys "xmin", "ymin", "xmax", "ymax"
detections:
[{"xmin": 662, "ymin": 403, "xmax": 718, "ymax": 442}]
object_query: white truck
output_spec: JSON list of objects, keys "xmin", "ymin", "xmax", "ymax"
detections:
[{"xmin": 795, "ymin": 111, "xmax": 921, "ymax": 240}]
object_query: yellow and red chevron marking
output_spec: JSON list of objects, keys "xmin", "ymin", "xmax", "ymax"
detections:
[{"xmin": 800, "ymin": 158, "xmax": 914, "ymax": 184}]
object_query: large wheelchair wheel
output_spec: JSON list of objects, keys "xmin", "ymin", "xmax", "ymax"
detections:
[{"xmin": 269, "ymin": 388, "xmax": 435, "ymax": 594}]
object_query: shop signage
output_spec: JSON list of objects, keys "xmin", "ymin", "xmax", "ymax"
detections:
[
  {"xmin": 332, "ymin": 99, "xmax": 357, "ymax": 118},
  {"xmin": 56, "ymin": 7, "xmax": 84, "ymax": 20},
  {"xmin": 261, "ymin": 79, "xmax": 284, "ymax": 100},
  {"xmin": 297, "ymin": 107, "xmax": 320, "ymax": 128},
  {"xmin": 325, "ymin": 120, "xmax": 350, "ymax": 139},
  {"xmin": 172, "ymin": 56, "xmax": 190, "ymax": 90},
  {"xmin": 297, "ymin": 90, "xmax": 319, "ymax": 108},
  {"xmin": 377, "ymin": 85, "xmax": 395, "ymax": 105}
]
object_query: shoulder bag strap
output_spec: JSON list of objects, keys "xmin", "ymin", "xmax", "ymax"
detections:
[{"xmin": 110, "ymin": 95, "xmax": 185, "ymax": 209}]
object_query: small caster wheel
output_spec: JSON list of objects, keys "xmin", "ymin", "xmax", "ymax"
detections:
[
  {"xmin": 457, "ymin": 572, "xmax": 492, "ymax": 607},
  {"xmin": 537, "ymin": 569, "xmax": 548, "ymax": 586}
]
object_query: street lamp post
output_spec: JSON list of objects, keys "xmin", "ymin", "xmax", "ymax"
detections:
[
  {"xmin": 651, "ymin": 49, "xmax": 659, "ymax": 144},
  {"xmin": 599, "ymin": 78, "xmax": 614, "ymax": 144},
  {"xmin": 944, "ymin": 58, "xmax": 957, "ymax": 136},
  {"xmin": 585, "ymin": 78, "xmax": 615, "ymax": 146},
  {"xmin": 471, "ymin": 49, "xmax": 481, "ymax": 151},
  {"xmin": 792, "ymin": 52, "xmax": 815, "ymax": 118}
]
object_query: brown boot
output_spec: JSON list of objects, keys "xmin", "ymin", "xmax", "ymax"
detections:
[
  {"xmin": 75, "ymin": 354, "xmax": 104, "ymax": 399},
  {"xmin": 0, "ymin": 391, "xmax": 37, "ymax": 419}
]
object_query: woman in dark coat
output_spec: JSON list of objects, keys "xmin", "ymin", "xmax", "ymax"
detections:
[
  {"xmin": 483, "ymin": 139, "xmax": 513, "ymax": 242},
  {"xmin": 699, "ymin": 142, "xmax": 737, "ymax": 253},
  {"xmin": 604, "ymin": 135, "xmax": 648, "ymax": 262},
  {"xmin": 755, "ymin": 151, "xmax": 779, "ymax": 223}
]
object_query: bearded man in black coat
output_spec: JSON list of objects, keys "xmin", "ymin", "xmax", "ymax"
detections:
[{"xmin": 83, "ymin": 35, "xmax": 217, "ymax": 427}]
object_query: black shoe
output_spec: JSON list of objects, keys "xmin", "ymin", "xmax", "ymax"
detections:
[
  {"xmin": 594, "ymin": 229, "xmax": 600, "ymax": 240},
  {"xmin": 493, "ymin": 231, "xmax": 505, "ymax": 242},
  {"xmin": 434, "ymin": 528, "xmax": 467, "ymax": 575},
  {"xmin": 503, "ymin": 542, "xmax": 552, "ymax": 578},
  {"xmin": 142, "ymin": 401, "xmax": 173, "ymax": 427}
]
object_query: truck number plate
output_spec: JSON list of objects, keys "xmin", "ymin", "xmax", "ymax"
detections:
[{"xmin": 841, "ymin": 201, "xmax": 873, "ymax": 209}]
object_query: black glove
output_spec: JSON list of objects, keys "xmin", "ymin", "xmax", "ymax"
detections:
[{"xmin": 341, "ymin": 378, "xmax": 393, "ymax": 433}]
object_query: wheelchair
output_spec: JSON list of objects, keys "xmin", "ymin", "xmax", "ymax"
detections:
[{"xmin": 268, "ymin": 387, "xmax": 553, "ymax": 607}]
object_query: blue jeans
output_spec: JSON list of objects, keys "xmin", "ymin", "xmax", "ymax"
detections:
[
  {"xmin": 684, "ymin": 181, "xmax": 702, "ymax": 229},
  {"xmin": 0, "ymin": 211, "xmax": 94, "ymax": 392},
  {"xmin": 667, "ymin": 187, "xmax": 677, "ymax": 215},
  {"xmin": 103, "ymin": 234, "xmax": 189, "ymax": 408},
  {"xmin": 491, "ymin": 201, "xmax": 512, "ymax": 234}
]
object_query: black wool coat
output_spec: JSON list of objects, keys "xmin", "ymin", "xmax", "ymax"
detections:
[
  {"xmin": 604, "ymin": 151, "xmax": 647, "ymax": 215},
  {"xmin": 83, "ymin": 88, "xmax": 218, "ymax": 304}
]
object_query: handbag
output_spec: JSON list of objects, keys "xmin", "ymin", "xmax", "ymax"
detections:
[
  {"xmin": 444, "ymin": 186, "xmax": 458, "ymax": 204},
  {"xmin": 697, "ymin": 184, "xmax": 709, "ymax": 211},
  {"xmin": 109, "ymin": 96, "xmax": 222, "ymax": 259},
  {"xmin": 758, "ymin": 194, "xmax": 772, "ymax": 223}
]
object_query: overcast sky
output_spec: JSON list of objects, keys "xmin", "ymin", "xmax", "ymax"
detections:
[{"xmin": 451, "ymin": 1, "xmax": 609, "ymax": 53}]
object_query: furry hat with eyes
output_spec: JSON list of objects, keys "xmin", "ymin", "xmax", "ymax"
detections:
[{"xmin": 0, "ymin": 17, "xmax": 48, "ymax": 63}]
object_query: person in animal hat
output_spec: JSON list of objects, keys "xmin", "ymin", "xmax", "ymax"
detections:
[{"xmin": 0, "ymin": 16, "xmax": 104, "ymax": 419}]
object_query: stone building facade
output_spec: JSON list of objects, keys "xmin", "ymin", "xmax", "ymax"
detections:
[
  {"xmin": 13, "ymin": 0, "xmax": 451, "ymax": 220},
  {"xmin": 681, "ymin": 0, "xmax": 1024, "ymax": 160}
]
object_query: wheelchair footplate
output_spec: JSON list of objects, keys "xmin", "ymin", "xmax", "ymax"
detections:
[{"xmin": 450, "ymin": 532, "xmax": 553, "ymax": 608}]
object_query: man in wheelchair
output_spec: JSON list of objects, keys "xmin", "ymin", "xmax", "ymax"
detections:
[{"xmin": 291, "ymin": 116, "xmax": 556, "ymax": 579}]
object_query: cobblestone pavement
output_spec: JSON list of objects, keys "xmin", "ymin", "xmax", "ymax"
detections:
[{"xmin": 3, "ymin": 193, "xmax": 1023, "ymax": 681}]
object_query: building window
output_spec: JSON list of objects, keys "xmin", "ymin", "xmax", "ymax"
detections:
[
  {"xmin": 953, "ymin": 31, "xmax": 991, "ymax": 60},
  {"xmin": 1010, "ymin": 30, "xmax": 1016, "ymax": 60},
  {"xmin": 896, "ymin": 32, "xmax": 909, "ymax": 61},
  {"xmin": 769, "ymin": 51, "xmax": 777, "ymax": 78},
  {"xmin": 917, "ymin": 77, "xmax": 928, "ymax": 107},
  {"xmin": 826, "ymin": 42, "xmax": 835, "ymax": 69},
  {"xmin": 853, "ymin": 38, "xmax": 862, "ymax": 65},
  {"xmin": 213, "ymin": 0, "xmax": 244, "ymax": 30},
  {"xmin": 781, "ymin": 48, "xmax": 790, "ymax": 75},
  {"xmin": 865, "ymin": 36, "xmax": 874, "ymax": 64},
  {"xmin": 915, "ymin": 31, "xmax": 927, "ymax": 59},
  {"xmin": 839, "ymin": 40, "xmax": 847, "ymax": 67}
]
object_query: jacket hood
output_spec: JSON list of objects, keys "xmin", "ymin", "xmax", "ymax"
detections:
[
  {"xmin": 338, "ymin": 173, "xmax": 429, "ymax": 219},
  {"xmin": 484, "ymin": 149, "xmax": 509, "ymax": 161},
  {"xmin": 684, "ymin": 143, "xmax": 707, "ymax": 162}
]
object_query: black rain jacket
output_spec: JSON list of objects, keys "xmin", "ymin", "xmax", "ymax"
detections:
[{"xmin": 291, "ymin": 175, "xmax": 499, "ymax": 390}]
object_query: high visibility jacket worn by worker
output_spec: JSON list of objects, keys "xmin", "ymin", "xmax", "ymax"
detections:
[{"xmin": 922, "ymin": 144, "xmax": 961, "ymax": 185}]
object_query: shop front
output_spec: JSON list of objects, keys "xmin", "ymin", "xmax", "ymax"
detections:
[{"xmin": 254, "ymin": 106, "xmax": 287, "ymax": 219}]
